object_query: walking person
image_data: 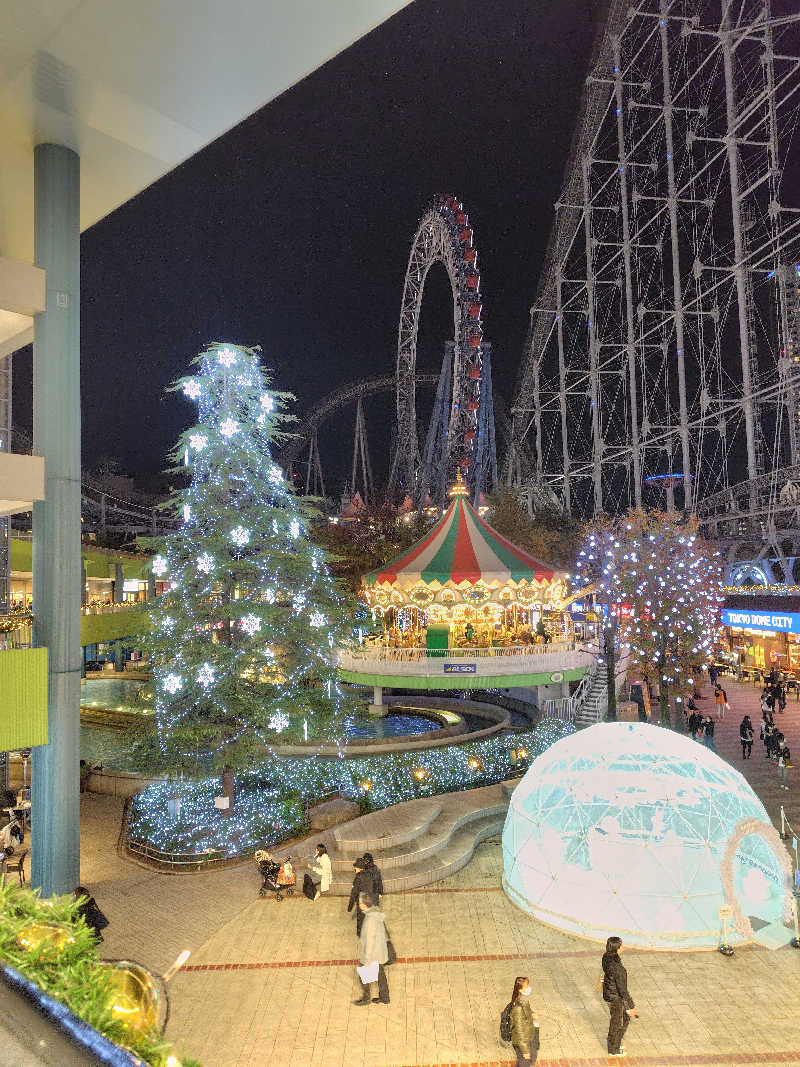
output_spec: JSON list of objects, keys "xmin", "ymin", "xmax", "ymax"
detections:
[
  {"xmin": 702, "ymin": 715, "xmax": 716, "ymax": 751},
  {"xmin": 601, "ymin": 936, "xmax": 638, "ymax": 1058},
  {"xmin": 688, "ymin": 709, "xmax": 701, "ymax": 741},
  {"xmin": 74, "ymin": 886, "xmax": 109, "ymax": 943},
  {"xmin": 352, "ymin": 892, "xmax": 390, "ymax": 1005},
  {"xmin": 739, "ymin": 715, "xmax": 754, "ymax": 760},
  {"xmin": 347, "ymin": 857, "xmax": 374, "ymax": 936},
  {"xmin": 779, "ymin": 742, "xmax": 792, "ymax": 790},
  {"xmin": 508, "ymin": 976, "xmax": 539, "ymax": 1065},
  {"xmin": 362, "ymin": 852, "xmax": 384, "ymax": 901},
  {"xmin": 307, "ymin": 843, "xmax": 331, "ymax": 901},
  {"xmin": 714, "ymin": 685, "xmax": 728, "ymax": 720},
  {"xmin": 708, "ymin": 664, "xmax": 718, "ymax": 687}
]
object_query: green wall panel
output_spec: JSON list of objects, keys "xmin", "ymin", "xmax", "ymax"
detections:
[
  {"xmin": 0, "ymin": 647, "xmax": 49, "ymax": 750},
  {"xmin": 11, "ymin": 539, "xmax": 152, "ymax": 580},
  {"xmin": 80, "ymin": 606, "xmax": 152, "ymax": 646},
  {"xmin": 337, "ymin": 666, "xmax": 587, "ymax": 690}
]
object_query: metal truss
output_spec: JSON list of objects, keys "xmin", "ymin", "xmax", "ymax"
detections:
[
  {"xmin": 510, "ymin": 0, "xmax": 800, "ymax": 526},
  {"xmin": 394, "ymin": 196, "xmax": 484, "ymax": 497}
]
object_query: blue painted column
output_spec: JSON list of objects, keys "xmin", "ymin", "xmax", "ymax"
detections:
[{"xmin": 31, "ymin": 144, "xmax": 81, "ymax": 896}]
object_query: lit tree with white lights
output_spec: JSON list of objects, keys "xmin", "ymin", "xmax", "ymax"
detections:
[
  {"xmin": 146, "ymin": 342, "xmax": 357, "ymax": 801},
  {"xmin": 575, "ymin": 510, "xmax": 722, "ymax": 728}
]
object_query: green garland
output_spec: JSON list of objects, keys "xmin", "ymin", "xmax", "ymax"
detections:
[{"xmin": 0, "ymin": 883, "xmax": 199, "ymax": 1066}]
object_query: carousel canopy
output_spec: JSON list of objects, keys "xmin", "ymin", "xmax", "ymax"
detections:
[{"xmin": 365, "ymin": 493, "xmax": 557, "ymax": 590}]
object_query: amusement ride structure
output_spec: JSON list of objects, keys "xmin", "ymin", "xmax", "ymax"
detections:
[
  {"xmin": 280, "ymin": 196, "xmax": 500, "ymax": 511},
  {"xmin": 507, "ymin": 0, "xmax": 800, "ymax": 584}
]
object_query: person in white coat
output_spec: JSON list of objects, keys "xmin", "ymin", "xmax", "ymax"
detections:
[
  {"xmin": 354, "ymin": 892, "xmax": 389, "ymax": 1005},
  {"xmin": 309, "ymin": 843, "xmax": 332, "ymax": 900}
]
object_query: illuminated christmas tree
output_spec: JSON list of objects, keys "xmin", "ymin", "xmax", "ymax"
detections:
[
  {"xmin": 146, "ymin": 342, "xmax": 356, "ymax": 795},
  {"xmin": 575, "ymin": 510, "xmax": 722, "ymax": 727}
]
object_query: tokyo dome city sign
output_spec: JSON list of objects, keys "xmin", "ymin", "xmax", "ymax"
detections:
[{"xmin": 722, "ymin": 608, "xmax": 800, "ymax": 632}]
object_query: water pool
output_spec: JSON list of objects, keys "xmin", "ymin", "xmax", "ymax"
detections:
[
  {"xmin": 342, "ymin": 709, "xmax": 443, "ymax": 740},
  {"xmin": 81, "ymin": 678, "xmax": 148, "ymax": 712}
]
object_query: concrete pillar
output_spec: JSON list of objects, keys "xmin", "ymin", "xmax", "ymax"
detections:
[
  {"xmin": 113, "ymin": 640, "xmax": 124, "ymax": 673},
  {"xmin": 31, "ymin": 144, "xmax": 81, "ymax": 896},
  {"xmin": 147, "ymin": 572, "xmax": 156, "ymax": 601},
  {"xmin": 536, "ymin": 685, "xmax": 547, "ymax": 714},
  {"xmin": 369, "ymin": 684, "xmax": 387, "ymax": 717},
  {"xmin": 561, "ymin": 679, "xmax": 571, "ymax": 698},
  {"xmin": 113, "ymin": 562, "xmax": 124, "ymax": 603}
]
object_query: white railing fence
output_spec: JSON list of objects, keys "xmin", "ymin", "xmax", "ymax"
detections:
[{"xmin": 342, "ymin": 640, "xmax": 577, "ymax": 664}]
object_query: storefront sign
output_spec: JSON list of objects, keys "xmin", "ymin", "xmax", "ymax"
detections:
[
  {"xmin": 443, "ymin": 663, "xmax": 477, "ymax": 674},
  {"xmin": 722, "ymin": 608, "xmax": 800, "ymax": 633}
]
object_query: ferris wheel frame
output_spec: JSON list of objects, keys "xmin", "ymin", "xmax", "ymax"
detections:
[{"xmin": 395, "ymin": 195, "xmax": 484, "ymax": 496}]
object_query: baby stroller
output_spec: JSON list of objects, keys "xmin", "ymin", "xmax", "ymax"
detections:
[{"xmin": 255, "ymin": 851, "xmax": 295, "ymax": 902}]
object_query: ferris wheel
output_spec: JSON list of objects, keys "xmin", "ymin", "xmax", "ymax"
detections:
[{"xmin": 394, "ymin": 195, "xmax": 484, "ymax": 499}]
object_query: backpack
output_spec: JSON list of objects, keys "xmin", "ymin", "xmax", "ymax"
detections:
[{"xmin": 500, "ymin": 1002, "xmax": 513, "ymax": 1043}]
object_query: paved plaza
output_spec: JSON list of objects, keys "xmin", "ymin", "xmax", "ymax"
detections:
[{"xmin": 74, "ymin": 680, "xmax": 800, "ymax": 1066}]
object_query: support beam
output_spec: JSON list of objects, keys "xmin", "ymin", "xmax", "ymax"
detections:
[{"xmin": 31, "ymin": 144, "xmax": 81, "ymax": 897}]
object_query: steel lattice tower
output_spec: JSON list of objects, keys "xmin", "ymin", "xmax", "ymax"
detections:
[{"xmin": 510, "ymin": 0, "xmax": 800, "ymax": 528}]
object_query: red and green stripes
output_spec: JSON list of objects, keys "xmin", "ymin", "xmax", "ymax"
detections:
[{"xmin": 366, "ymin": 498, "xmax": 556, "ymax": 588}]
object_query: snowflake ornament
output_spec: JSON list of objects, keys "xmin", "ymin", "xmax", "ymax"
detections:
[
  {"xmin": 260, "ymin": 393, "xmax": 274, "ymax": 412},
  {"xmin": 152, "ymin": 555, "xmax": 168, "ymax": 577},
  {"xmin": 268, "ymin": 712, "xmax": 290, "ymax": 734},
  {"xmin": 183, "ymin": 505, "xmax": 191, "ymax": 522},
  {"xmin": 196, "ymin": 552, "xmax": 215, "ymax": 574},
  {"xmin": 189, "ymin": 433, "xmax": 208, "ymax": 452},
  {"xmin": 183, "ymin": 379, "xmax": 202, "ymax": 400},
  {"xmin": 263, "ymin": 588, "xmax": 276, "ymax": 604},
  {"xmin": 309, "ymin": 611, "xmax": 326, "ymax": 628},
  {"xmin": 162, "ymin": 616, "xmax": 175, "ymax": 631},
  {"xmin": 163, "ymin": 673, "xmax": 183, "ymax": 695},
  {"xmin": 289, "ymin": 519, "xmax": 301, "ymax": 539},
  {"xmin": 219, "ymin": 417, "xmax": 239, "ymax": 438},
  {"xmin": 197, "ymin": 663, "xmax": 215, "ymax": 689},
  {"xmin": 217, "ymin": 346, "xmax": 237, "ymax": 368},
  {"xmin": 268, "ymin": 465, "xmax": 282, "ymax": 485},
  {"xmin": 240, "ymin": 613, "xmax": 261, "ymax": 636},
  {"xmin": 293, "ymin": 594, "xmax": 307, "ymax": 612},
  {"xmin": 230, "ymin": 525, "xmax": 250, "ymax": 547}
]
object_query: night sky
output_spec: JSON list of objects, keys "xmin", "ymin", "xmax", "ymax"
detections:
[{"xmin": 14, "ymin": 0, "xmax": 599, "ymax": 492}]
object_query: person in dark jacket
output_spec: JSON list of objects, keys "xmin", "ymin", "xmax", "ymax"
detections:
[
  {"xmin": 74, "ymin": 886, "xmax": 108, "ymax": 943},
  {"xmin": 702, "ymin": 716, "xmax": 716, "ymax": 750},
  {"xmin": 347, "ymin": 858, "xmax": 374, "ymax": 936},
  {"xmin": 362, "ymin": 852, "xmax": 384, "ymax": 900},
  {"xmin": 601, "ymin": 936, "xmax": 638, "ymax": 1057},
  {"xmin": 739, "ymin": 715, "xmax": 754, "ymax": 759},
  {"xmin": 508, "ymin": 976, "xmax": 539, "ymax": 1065},
  {"xmin": 687, "ymin": 710, "xmax": 701, "ymax": 741}
]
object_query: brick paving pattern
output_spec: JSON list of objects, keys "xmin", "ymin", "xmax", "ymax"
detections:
[{"xmin": 75, "ymin": 679, "xmax": 800, "ymax": 1066}]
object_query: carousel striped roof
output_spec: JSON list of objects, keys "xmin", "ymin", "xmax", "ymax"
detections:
[{"xmin": 365, "ymin": 496, "xmax": 556, "ymax": 588}]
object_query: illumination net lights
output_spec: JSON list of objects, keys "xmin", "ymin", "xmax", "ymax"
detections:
[{"xmin": 502, "ymin": 722, "xmax": 791, "ymax": 949}]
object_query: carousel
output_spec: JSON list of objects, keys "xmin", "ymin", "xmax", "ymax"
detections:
[
  {"xmin": 364, "ymin": 474, "xmax": 568, "ymax": 646},
  {"xmin": 337, "ymin": 476, "xmax": 589, "ymax": 707}
]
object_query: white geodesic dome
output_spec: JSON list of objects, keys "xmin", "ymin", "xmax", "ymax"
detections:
[{"xmin": 502, "ymin": 722, "xmax": 792, "ymax": 949}]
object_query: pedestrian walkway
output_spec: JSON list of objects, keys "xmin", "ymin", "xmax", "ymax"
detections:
[
  {"xmin": 77, "ymin": 769, "xmax": 800, "ymax": 1067},
  {"xmin": 698, "ymin": 677, "xmax": 800, "ymax": 839}
]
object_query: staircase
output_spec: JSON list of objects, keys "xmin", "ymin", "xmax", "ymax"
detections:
[
  {"xmin": 573, "ymin": 668, "xmax": 608, "ymax": 728},
  {"xmin": 274, "ymin": 783, "xmax": 509, "ymax": 894}
]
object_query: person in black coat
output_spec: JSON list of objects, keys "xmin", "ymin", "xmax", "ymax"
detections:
[
  {"xmin": 347, "ymin": 858, "xmax": 374, "ymax": 936},
  {"xmin": 601, "ymin": 936, "xmax": 638, "ymax": 1057},
  {"xmin": 74, "ymin": 886, "xmax": 108, "ymax": 943},
  {"xmin": 362, "ymin": 852, "xmax": 384, "ymax": 900},
  {"xmin": 739, "ymin": 715, "xmax": 754, "ymax": 759}
]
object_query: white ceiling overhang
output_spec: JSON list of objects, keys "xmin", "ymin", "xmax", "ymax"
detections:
[{"xmin": 0, "ymin": 1, "xmax": 411, "ymax": 263}]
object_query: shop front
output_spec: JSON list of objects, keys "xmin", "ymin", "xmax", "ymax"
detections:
[{"xmin": 721, "ymin": 594, "xmax": 800, "ymax": 678}]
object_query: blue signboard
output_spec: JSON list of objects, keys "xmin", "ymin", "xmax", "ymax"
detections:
[
  {"xmin": 443, "ymin": 663, "xmax": 477, "ymax": 674},
  {"xmin": 722, "ymin": 607, "xmax": 800, "ymax": 633}
]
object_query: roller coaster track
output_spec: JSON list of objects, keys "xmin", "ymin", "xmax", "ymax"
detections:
[{"xmin": 278, "ymin": 373, "xmax": 532, "ymax": 487}]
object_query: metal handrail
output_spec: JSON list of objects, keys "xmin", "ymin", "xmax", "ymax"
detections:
[{"xmin": 340, "ymin": 640, "xmax": 576, "ymax": 664}]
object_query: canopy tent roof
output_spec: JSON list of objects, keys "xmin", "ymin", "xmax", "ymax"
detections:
[{"xmin": 365, "ymin": 494, "xmax": 558, "ymax": 590}]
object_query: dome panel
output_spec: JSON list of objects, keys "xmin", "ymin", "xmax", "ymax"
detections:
[{"xmin": 502, "ymin": 722, "xmax": 790, "ymax": 948}]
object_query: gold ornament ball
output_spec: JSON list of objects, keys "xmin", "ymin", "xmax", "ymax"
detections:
[
  {"xmin": 106, "ymin": 961, "xmax": 160, "ymax": 1035},
  {"xmin": 16, "ymin": 921, "xmax": 76, "ymax": 953}
]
